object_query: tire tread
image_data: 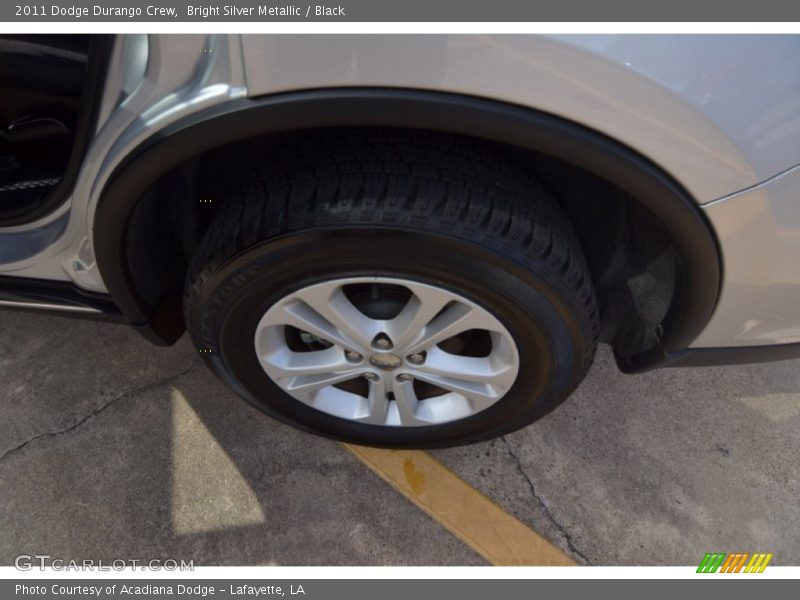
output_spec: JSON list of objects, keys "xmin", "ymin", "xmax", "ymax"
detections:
[{"xmin": 185, "ymin": 130, "xmax": 599, "ymax": 388}]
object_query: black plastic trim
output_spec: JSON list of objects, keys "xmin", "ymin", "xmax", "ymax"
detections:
[
  {"xmin": 0, "ymin": 275, "xmax": 126, "ymax": 322},
  {"xmin": 94, "ymin": 88, "xmax": 723, "ymax": 364},
  {"xmin": 0, "ymin": 35, "xmax": 113, "ymax": 226},
  {"xmin": 620, "ymin": 342, "xmax": 800, "ymax": 373}
]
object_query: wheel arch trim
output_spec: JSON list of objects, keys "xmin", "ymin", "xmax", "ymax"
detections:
[{"xmin": 93, "ymin": 87, "xmax": 722, "ymax": 363}]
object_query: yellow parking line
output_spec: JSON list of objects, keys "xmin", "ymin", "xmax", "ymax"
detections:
[{"xmin": 343, "ymin": 444, "xmax": 575, "ymax": 566}]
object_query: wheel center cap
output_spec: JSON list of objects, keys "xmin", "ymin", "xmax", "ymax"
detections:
[{"xmin": 369, "ymin": 353, "xmax": 403, "ymax": 371}]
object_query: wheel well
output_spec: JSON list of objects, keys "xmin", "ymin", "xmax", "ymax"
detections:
[
  {"xmin": 95, "ymin": 89, "xmax": 720, "ymax": 370},
  {"xmin": 125, "ymin": 127, "xmax": 678, "ymax": 363}
]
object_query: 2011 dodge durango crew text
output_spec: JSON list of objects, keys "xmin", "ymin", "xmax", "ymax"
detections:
[{"xmin": 1, "ymin": 34, "xmax": 799, "ymax": 447}]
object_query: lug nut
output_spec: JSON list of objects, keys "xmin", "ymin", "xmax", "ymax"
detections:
[
  {"xmin": 345, "ymin": 350, "xmax": 363, "ymax": 363},
  {"xmin": 407, "ymin": 352, "xmax": 426, "ymax": 365},
  {"xmin": 396, "ymin": 373, "xmax": 413, "ymax": 382},
  {"xmin": 372, "ymin": 333, "xmax": 393, "ymax": 350},
  {"xmin": 363, "ymin": 372, "xmax": 380, "ymax": 382}
]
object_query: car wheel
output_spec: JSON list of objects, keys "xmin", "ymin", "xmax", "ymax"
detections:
[{"xmin": 183, "ymin": 132, "xmax": 598, "ymax": 447}]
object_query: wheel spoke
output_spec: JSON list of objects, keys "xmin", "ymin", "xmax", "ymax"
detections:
[
  {"xmin": 268, "ymin": 301, "xmax": 362, "ymax": 352},
  {"xmin": 409, "ymin": 369, "xmax": 505, "ymax": 412},
  {"xmin": 298, "ymin": 285, "xmax": 378, "ymax": 351},
  {"xmin": 391, "ymin": 378, "xmax": 427, "ymax": 426},
  {"xmin": 260, "ymin": 345, "xmax": 353, "ymax": 379},
  {"xmin": 385, "ymin": 287, "xmax": 454, "ymax": 350},
  {"xmin": 279, "ymin": 370, "xmax": 364, "ymax": 403},
  {"xmin": 404, "ymin": 302, "xmax": 498, "ymax": 355},
  {"xmin": 414, "ymin": 347, "xmax": 517, "ymax": 387},
  {"xmin": 354, "ymin": 377, "xmax": 391, "ymax": 425}
]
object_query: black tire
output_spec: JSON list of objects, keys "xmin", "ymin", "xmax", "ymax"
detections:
[{"xmin": 184, "ymin": 131, "xmax": 598, "ymax": 448}]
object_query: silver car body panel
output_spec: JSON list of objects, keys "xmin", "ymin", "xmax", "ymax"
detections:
[
  {"xmin": 1, "ymin": 34, "xmax": 799, "ymax": 349},
  {"xmin": 694, "ymin": 164, "xmax": 800, "ymax": 347},
  {"xmin": 240, "ymin": 34, "xmax": 800, "ymax": 202}
]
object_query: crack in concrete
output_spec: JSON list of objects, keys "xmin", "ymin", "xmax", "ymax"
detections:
[
  {"xmin": 501, "ymin": 435, "xmax": 592, "ymax": 565},
  {"xmin": 0, "ymin": 362, "xmax": 199, "ymax": 463}
]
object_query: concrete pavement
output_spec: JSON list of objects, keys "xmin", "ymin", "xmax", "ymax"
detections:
[{"xmin": 1, "ymin": 310, "xmax": 799, "ymax": 565}]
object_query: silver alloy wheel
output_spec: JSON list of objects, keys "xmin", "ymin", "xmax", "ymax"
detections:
[{"xmin": 254, "ymin": 277, "xmax": 520, "ymax": 427}]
